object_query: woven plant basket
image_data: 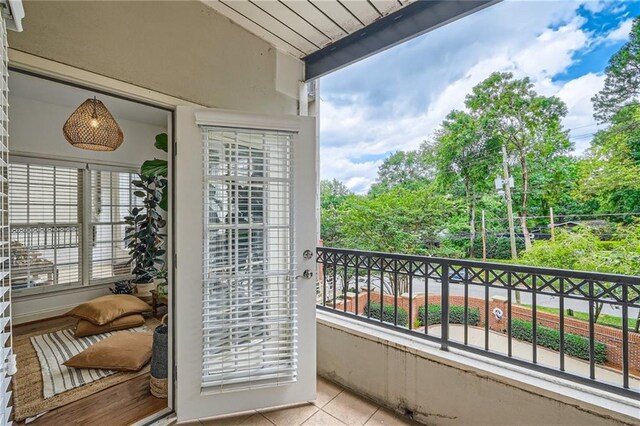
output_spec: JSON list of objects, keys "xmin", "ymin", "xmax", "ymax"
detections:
[
  {"xmin": 150, "ymin": 376, "xmax": 168, "ymax": 399},
  {"xmin": 150, "ymin": 315, "xmax": 168, "ymax": 398}
]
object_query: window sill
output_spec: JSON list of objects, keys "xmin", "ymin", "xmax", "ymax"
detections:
[
  {"xmin": 13, "ymin": 281, "xmax": 113, "ymax": 300},
  {"xmin": 317, "ymin": 310, "xmax": 640, "ymax": 424}
]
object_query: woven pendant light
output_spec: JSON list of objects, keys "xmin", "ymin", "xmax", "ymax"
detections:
[{"xmin": 63, "ymin": 97, "xmax": 124, "ymax": 151}]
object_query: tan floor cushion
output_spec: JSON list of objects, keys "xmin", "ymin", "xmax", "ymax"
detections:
[
  {"xmin": 67, "ymin": 294, "xmax": 151, "ymax": 325},
  {"xmin": 74, "ymin": 314, "xmax": 146, "ymax": 338},
  {"xmin": 63, "ymin": 331, "xmax": 153, "ymax": 372}
]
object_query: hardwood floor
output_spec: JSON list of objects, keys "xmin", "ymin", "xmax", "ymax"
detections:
[{"xmin": 13, "ymin": 312, "xmax": 169, "ymax": 426}]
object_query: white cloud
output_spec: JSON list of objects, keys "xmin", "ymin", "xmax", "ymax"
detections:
[
  {"xmin": 513, "ymin": 16, "xmax": 588, "ymax": 80},
  {"xmin": 552, "ymin": 73, "xmax": 606, "ymax": 153},
  {"xmin": 319, "ymin": 1, "xmax": 621, "ymax": 193},
  {"xmin": 582, "ymin": 0, "xmax": 608, "ymax": 13},
  {"xmin": 604, "ymin": 18, "xmax": 633, "ymax": 42}
]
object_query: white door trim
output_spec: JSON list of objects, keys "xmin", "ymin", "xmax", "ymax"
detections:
[{"xmin": 194, "ymin": 108, "xmax": 303, "ymax": 131}]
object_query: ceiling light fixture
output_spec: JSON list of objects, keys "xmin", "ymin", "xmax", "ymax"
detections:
[{"xmin": 63, "ymin": 97, "xmax": 124, "ymax": 151}]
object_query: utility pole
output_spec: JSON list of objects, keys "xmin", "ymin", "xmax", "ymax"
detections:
[
  {"xmin": 500, "ymin": 145, "xmax": 518, "ymax": 261},
  {"xmin": 499, "ymin": 145, "xmax": 521, "ymax": 304},
  {"xmin": 481, "ymin": 210, "xmax": 487, "ymax": 262}
]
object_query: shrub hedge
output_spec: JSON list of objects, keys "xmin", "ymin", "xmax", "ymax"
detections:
[
  {"xmin": 363, "ymin": 301, "xmax": 409, "ymax": 326},
  {"xmin": 416, "ymin": 304, "xmax": 480, "ymax": 327},
  {"xmin": 510, "ymin": 319, "xmax": 607, "ymax": 364}
]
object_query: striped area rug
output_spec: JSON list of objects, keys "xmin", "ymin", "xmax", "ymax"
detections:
[{"xmin": 30, "ymin": 325, "xmax": 147, "ymax": 399}]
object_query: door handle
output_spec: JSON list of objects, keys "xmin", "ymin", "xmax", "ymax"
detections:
[{"xmin": 295, "ymin": 269, "xmax": 313, "ymax": 279}]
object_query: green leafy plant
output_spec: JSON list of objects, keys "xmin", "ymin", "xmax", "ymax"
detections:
[
  {"xmin": 416, "ymin": 304, "xmax": 480, "ymax": 327},
  {"xmin": 510, "ymin": 319, "xmax": 607, "ymax": 364},
  {"xmin": 141, "ymin": 133, "xmax": 169, "ymax": 211},
  {"xmin": 155, "ymin": 268, "xmax": 168, "ymax": 297},
  {"xmin": 363, "ymin": 301, "xmax": 408, "ymax": 327},
  {"xmin": 125, "ymin": 174, "xmax": 167, "ymax": 284}
]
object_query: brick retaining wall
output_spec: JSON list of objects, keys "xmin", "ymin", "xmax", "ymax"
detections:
[{"xmin": 332, "ymin": 291, "xmax": 639, "ymax": 373}]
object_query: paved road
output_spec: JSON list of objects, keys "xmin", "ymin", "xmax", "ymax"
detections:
[{"xmin": 342, "ymin": 276, "xmax": 639, "ymax": 321}]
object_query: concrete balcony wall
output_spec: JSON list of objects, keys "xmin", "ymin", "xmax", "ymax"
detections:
[{"xmin": 317, "ymin": 311, "xmax": 639, "ymax": 425}]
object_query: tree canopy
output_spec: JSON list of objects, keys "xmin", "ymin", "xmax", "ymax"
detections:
[
  {"xmin": 465, "ymin": 72, "xmax": 571, "ymax": 249},
  {"xmin": 592, "ymin": 17, "xmax": 640, "ymax": 123}
]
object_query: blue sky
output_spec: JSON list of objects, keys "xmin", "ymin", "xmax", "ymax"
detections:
[{"xmin": 319, "ymin": 0, "xmax": 640, "ymax": 194}]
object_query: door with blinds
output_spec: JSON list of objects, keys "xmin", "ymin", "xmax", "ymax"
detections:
[
  {"xmin": 0, "ymin": 11, "xmax": 13, "ymax": 425},
  {"xmin": 175, "ymin": 107, "xmax": 317, "ymax": 422}
]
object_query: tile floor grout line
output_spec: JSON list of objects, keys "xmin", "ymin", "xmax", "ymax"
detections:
[
  {"xmin": 320, "ymin": 388, "xmax": 344, "ymax": 409},
  {"xmin": 317, "ymin": 408, "xmax": 349, "ymax": 425},
  {"xmin": 362, "ymin": 407, "xmax": 380, "ymax": 425},
  {"xmin": 296, "ymin": 406, "xmax": 321, "ymax": 426},
  {"xmin": 258, "ymin": 412, "xmax": 277, "ymax": 425}
]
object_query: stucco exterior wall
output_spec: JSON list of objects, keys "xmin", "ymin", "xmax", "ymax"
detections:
[
  {"xmin": 317, "ymin": 314, "xmax": 638, "ymax": 425},
  {"xmin": 8, "ymin": 0, "xmax": 302, "ymax": 115}
]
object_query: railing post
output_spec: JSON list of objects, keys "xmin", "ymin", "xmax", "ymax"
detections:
[{"xmin": 441, "ymin": 262, "xmax": 449, "ymax": 351}]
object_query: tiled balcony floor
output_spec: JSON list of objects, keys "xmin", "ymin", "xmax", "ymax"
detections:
[{"xmin": 195, "ymin": 376, "xmax": 419, "ymax": 426}]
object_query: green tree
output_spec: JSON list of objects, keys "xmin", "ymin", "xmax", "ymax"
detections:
[
  {"xmin": 466, "ymin": 72, "xmax": 570, "ymax": 250},
  {"xmin": 320, "ymin": 179, "xmax": 351, "ymax": 209},
  {"xmin": 371, "ymin": 150, "xmax": 432, "ymax": 193},
  {"xmin": 577, "ymin": 104, "xmax": 640, "ymax": 214},
  {"xmin": 520, "ymin": 225, "xmax": 640, "ymax": 325},
  {"xmin": 592, "ymin": 17, "xmax": 640, "ymax": 123},
  {"xmin": 329, "ymin": 181, "xmax": 464, "ymax": 255},
  {"xmin": 526, "ymin": 155, "xmax": 597, "ymax": 225},
  {"xmin": 320, "ymin": 179, "xmax": 353, "ymax": 245},
  {"xmin": 433, "ymin": 111, "xmax": 500, "ymax": 257}
]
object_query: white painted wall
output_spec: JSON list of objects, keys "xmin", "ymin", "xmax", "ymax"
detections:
[
  {"xmin": 9, "ymin": 94, "xmax": 167, "ymax": 323},
  {"xmin": 9, "ymin": 95, "xmax": 166, "ymax": 167},
  {"xmin": 317, "ymin": 313, "xmax": 639, "ymax": 426}
]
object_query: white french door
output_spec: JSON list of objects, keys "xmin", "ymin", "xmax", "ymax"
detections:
[{"xmin": 175, "ymin": 107, "xmax": 317, "ymax": 422}]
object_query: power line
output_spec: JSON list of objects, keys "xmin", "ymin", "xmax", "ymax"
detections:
[
  {"xmin": 489, "ymin": 212, "xmax": 640, "ymax": 221},
  {"xmin": 567, "ymin": 123, "xmax": 600, "ymax": 131},
  {"xmin": 528, "ymin": 212, "xmax": 640, "ymax": 219}
]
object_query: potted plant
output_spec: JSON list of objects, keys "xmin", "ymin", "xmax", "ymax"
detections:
[{"xmin": 124, "ymin": 173, "xmax": 167, "ymax": 300}]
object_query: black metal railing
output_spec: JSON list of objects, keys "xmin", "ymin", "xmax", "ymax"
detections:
[{"xmin": 316, "ymin": 246, "xmax": 640, "ymax": 399}]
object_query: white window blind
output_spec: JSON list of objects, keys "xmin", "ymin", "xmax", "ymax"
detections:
[
  {"xmin": 0, "ymin": 12, "xmax": 13, "ymax": 425},
  {"xmin": 8, "ymin": 162, "xmax": 82, "ymax": 289},
  {"xmin": 88, "ymin": 169, "xmax": 139, "ymax": 283},
  {"xmin": 202, "ymin": 126, "xmax": 297, "ymax": 391}
]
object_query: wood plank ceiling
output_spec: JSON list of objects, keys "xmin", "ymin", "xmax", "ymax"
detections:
[{"xmin": 202, "ymin": 0, "xmax": 415, "ymax": 58}]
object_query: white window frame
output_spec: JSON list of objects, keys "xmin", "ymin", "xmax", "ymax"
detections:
[
  {"xmin": 9, "ymin": 154, "xmax": 139, "ymax": 297},
  {"xmin": 85, "ymin": 164, "xmax": 140, "ymax": 286}
]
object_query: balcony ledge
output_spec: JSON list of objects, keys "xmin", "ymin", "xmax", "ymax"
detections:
[{"xmin": 317, "ymin": 310, "xmax": 640, "ymax": 425}]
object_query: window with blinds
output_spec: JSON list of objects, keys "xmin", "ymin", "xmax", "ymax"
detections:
[
  {"xmin": 8, "ymin": 162, "xmax": 82, "ymax": 289},
  {"xmin": 202, "ymin": 126, "xmax": 297, "ymax": 391},
  {"xmin": 88, "ymin": 169, "xmax": 139, "ymax": 283},
  {"xmin": 8, "ymin": 162, "xmax": 138, "ymax": 290}
]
